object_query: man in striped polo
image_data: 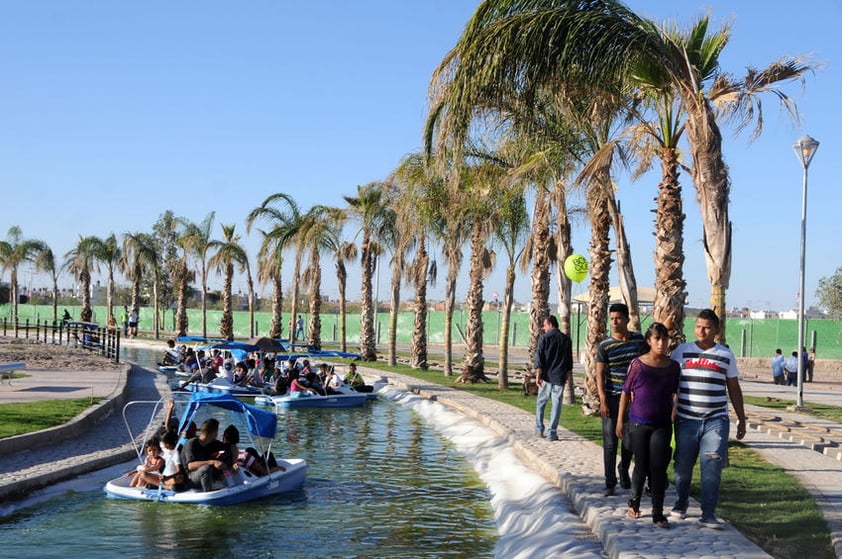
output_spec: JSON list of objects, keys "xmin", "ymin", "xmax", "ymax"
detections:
[
  {"xmin": 596, "ymin": 303, "xmax": 644, "ymax": 496},
  {"xmin": 670, "ymin": 309, "xmax": 747, "ymax": 529}
]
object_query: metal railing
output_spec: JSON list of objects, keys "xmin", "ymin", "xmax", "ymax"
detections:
[{"xmin": 0, "ymin": 318, "xmax": 121, "ymax": 362}]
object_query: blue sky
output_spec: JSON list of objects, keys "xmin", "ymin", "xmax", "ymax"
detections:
[{"xmin": 1, "ymin": 1, "xmax": 839, "ymax": 313}]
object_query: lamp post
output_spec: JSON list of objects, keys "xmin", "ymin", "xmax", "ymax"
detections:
[{"xmin": 792, "ymin": 134, "xmax": 819, "ymax": 410}]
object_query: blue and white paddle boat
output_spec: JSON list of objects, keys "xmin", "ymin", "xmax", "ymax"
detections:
[
  {"xmin": 254, "ymin": 382, "xmax": 371, "ymax": 409},
  {"xmin": 104, "ymin": 392, "xmax": 307, "ymax": 505}
]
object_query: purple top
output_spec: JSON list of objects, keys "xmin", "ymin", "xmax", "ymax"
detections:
[{"xmin": 622, "ymin": 357, "xmax": 680, "ymax": 426}]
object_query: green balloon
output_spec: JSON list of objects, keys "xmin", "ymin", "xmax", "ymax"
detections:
[{"xmin": 564, "ymin": 254, "xmax": 588, "ymax": 282}]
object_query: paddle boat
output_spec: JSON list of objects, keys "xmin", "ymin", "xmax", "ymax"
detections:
[
  {"xmin": 104, "ymin": 392, "xmax": 307, "ymax": 505},
  {"xmin": 254, "ymin": 381, "xmax": 375, "ymax": 409}
]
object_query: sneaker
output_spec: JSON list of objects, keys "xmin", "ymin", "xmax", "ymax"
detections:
[
  {"xmin": 536, "ymin": 429, "xmax": 544, "ymax": 439},
  {"xmin": 548, "ymin": 432, "xmax": 559, "ymax": 441},
  {"xmin": 618, "ymin": 468, "xmax": 631, "ymax": 490},
  {"xmin": 669, "ymin": 508, "xmax": 687, "ymax": 520},
  {"xmin": 699, "ymin": 516, "xmax": 723, "ymax": 530},
  {"xmin": 603, "ymin": 486, "xmax": 616, "ymax": 497}
]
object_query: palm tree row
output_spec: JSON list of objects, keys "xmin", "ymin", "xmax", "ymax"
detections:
[
  {"xmin": 423, "ymin": 0, "xmax": 813, "ymax": 409},
  {"xmin": 1, "ymin": 3, "xmax": 814, "ymax": 395}
]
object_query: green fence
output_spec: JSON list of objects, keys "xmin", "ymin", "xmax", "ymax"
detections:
[{"xmin": 4, "ymin": 304, "xmax": 842, "ymax": 359}]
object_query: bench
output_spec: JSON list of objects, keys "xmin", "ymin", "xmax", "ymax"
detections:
[{"xmin": 0, "ymin": 362, "xmax": 26, "ymax": 385}]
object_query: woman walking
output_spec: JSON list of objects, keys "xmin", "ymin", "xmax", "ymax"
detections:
[{"xmin": 616, "ymin": 322, "xmax": 680, "ymax": 528}]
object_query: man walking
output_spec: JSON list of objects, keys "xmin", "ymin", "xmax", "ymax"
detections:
[
  {"xmin": 534, "ymin": 315, "xmax": 573, "ymax": 442},
  {"xmin": 670, "ymin": 309, "xmax": 747, "ymax": 529},
  {"xmin": 596, "ymin": 303, "xmax": 644, "ymax": 496}
]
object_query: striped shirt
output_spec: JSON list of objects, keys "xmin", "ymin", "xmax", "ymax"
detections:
[
  {"xmin": 596, "ymin": 332, "xmax": 644, "ymax": 397},
  {"xmin": 671, "ymin": 342, "xmax": 739, "ymax": 420}
]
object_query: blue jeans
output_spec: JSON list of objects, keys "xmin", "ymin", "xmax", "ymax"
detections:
[
  {"xmin": 535, "ymin": 382, "xmax": 564, "ymax": 436},
  {"xmin": 602, "ymin": 395, "xmax": 632, "ymax": 488},
  {"xmin": 673, "ymin": 415, "xmax": 730, "ymax": 519}
]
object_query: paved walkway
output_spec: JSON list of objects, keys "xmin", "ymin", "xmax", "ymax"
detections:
[{"xmin": 1, "ymin": 356, "xmax": 841, "ymax": 558}]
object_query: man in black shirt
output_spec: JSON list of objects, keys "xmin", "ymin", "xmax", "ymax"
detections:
[{"xmin": 533, "ymin": 315, "xmax": 573, "ymax": 441}]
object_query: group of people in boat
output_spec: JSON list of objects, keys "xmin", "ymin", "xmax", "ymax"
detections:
[
  {"xmin": 165, "ymin": 339, "xmax": 371, "ymax": 395},
  {"xmin": 125, "ymin": 400, "xmax": 283, "ymax": 493}
]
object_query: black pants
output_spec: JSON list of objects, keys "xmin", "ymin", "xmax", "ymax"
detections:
[
  {"xmin": 602, "ymin": 395, "xmax": 632, "ymax": 488},
  {"xmin": 627, "ymin": 421, "xmax": 672, "ymax": 517}
]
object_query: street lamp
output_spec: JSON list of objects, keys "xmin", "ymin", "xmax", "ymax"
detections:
[{"xmin": 792, "ymin": 134, "xmax": 819, "ymax": 410}]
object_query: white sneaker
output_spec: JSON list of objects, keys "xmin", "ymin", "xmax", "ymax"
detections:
[{"xmin": 669, "ymin": 509, "xmax": 687, "ymax": 520}]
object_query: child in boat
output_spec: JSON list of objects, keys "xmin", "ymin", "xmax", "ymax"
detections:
[
  {"xmin": 159, "ymin": 429, "xmax": 186, "ymax": 490},
  {"xmin": 126, "ymin": 437, "xmax": 165, "ymax": 487}
]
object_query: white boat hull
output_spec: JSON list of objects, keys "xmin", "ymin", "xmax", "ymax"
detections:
[{"xmin": 104, "ymin": 458, "xmax": 307, "ymax": 505}]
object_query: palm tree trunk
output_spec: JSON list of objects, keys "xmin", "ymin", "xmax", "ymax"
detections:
[
  {"xmin": 270, "ymin": 272, "xmax": 283, "ymax": 339},
  {"xmin": 337, "ymin": 262, "xmax": 348, "ymax": 353},
  {"xmin": 387, "ymin": 254, "xmax": 402, "ymax": 367},
  {"xmin": 80, "ymin": 269, "xmax": 92, "ymax": 322},
  {"xmin": 359, "ymin": 233, "xmax": 377, "ymax": 361},
  {"xmin": 153, "ymin": 270, "xmax": 160, "ymax": 339},
  {"xmin": 583, "ymin": 179, "xmax": 612, "ymax": 415},
  {"xmin": 289, "ymin": 250, "xmax": 303, "ymax": 344},
  {"xmin": 411, "ymin": 235, "xmax": 429, "ymax": 370},
  {"xmin": 10, "ymin": 268, "xmax": 18, "ymax": 323},
  {"xmin": 686, "ymin": 102, "xmax": 732, "ymax": 343},
  {"xmin": 653, "ymin": 148, "xmax": 687, "ymax": 347},
  {"xmin": 553, "ymin": 185, "xmax": 575, "ymax": 405},
  {"xmin": 529, "ymin": 193, "xmax": 552, "ymax": 366},
  {"xmin": 247, "ymin": 274, "xmax": 255, "ymax": 339},
  {"xmin": 443, "ymin": 264, "xmax": 458, "ymax": 376},
  {"xmin": 610, "ymin": 199, "xmax": 641, "ymax": 332},
  {"xmin": 498, "ymin": 264, "xmax": 516, "ymax": 389},
  {"xmin": 221, "ymin": 263, "xmax": 233, "ymax": 340},
  {"xmin": 308, "ymin": 248, "xmax": 322, "ymax": 350},
  {"xmin": 175, "ymin": 259, "xmax": 189, "ymax": 337},
  {"xmin": 201, "ymin": 264, "xmax": 208, "ymax": 339},
  {"xmin": 463, "ymin": 224, "xmax": 485, "ymax": 376},
  {"xmin": 51, "ymin": 277, "xmax": 58, "ymax": 323}
]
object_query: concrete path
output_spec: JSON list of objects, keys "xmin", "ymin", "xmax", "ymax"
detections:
[{"xmin": 0, "ymin": 355, "xmax": 840, "ymax": 558}]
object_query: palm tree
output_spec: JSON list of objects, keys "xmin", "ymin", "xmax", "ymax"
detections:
[
  {"xmin": 625, "ymin": 49, "xmax": 688, "ymax": 345},
  {"xmin": 182, "ymin": 212, "xmax": 216, "ymax": 339},
  {"xmin": 173, "ymin": 220, "xmax": 197, "ymax": 337},
  {"xmin": 121, "ymin": 232, "xmax": 159, "ymax": 337},
  {"xmin": 491, "ymin": 183, "xmax": 529, "ymax": 389},
  {"xmin": 64, "ymin": 236, "xmax": 101, "ymax": 323},
  {"xmin": 327, "ymin": 235, "xmax": 357, "ymax": 353},
  {"xmin": 254, "ymin": 232, "xmax": 285, "ymax": 339},
  {"xmin": 393, "ymin": 152, "xmax": 441, "ymax": 371},
  {"xmin": 246, "ymin": 193, "xmax": 304, "ymax": 341},
  {"xmin": 344, "ymin": 183, "xmax": 391, "ymax": 361},
  {"xmin": 458, "ymin": 164, "xmax": 501, "ymax": 378},
  {"xmin": 425, "ymin": 176, "xmax": 470, "ymax": 376},
  {"xmin": 208, "ymin": 224, "xmax": 249, "ymax": 341},
  {"xmin": 298, "ymin": 205, "xmax": 344, "ymax": 350},
  {"xmin": 0, "ymin": 226, "xmax": 46, "ymax": 323},
  {"xmin": 33, "ymin": 246, "xmax": 61, "ymax": 323},
  {"xmin": 652, "ymin": 17, "xmax": 813, "ymax": 342},
  {"xmin": 91, "ymin": 234, "xmax": 121, "ymax": 322}
]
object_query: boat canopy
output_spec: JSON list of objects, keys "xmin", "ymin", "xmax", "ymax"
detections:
[{"xmin": 178, "ymin": 392, "xmax": 277, "ymax": 439}]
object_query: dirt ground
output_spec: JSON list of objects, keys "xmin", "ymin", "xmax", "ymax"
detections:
[{"xmin": 0, "ymin": 336, "xmax": 123, "ymax": 371}]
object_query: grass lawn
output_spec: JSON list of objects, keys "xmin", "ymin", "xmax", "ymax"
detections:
[
  {"xmin": 744, "ymin": 395, "xmax": 842, "ymax": 423},
  {"xmin": 0, "ymin": 398, "xmax": 104, "ymax": 438},
  {"xmin": 356, "ymin": 359, "xmax": 835, "ymax": 559}
]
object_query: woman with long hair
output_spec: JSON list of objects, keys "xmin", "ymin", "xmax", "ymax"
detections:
[{"xmin": 616, "ymin": 322, "xmax": 680, "ymax": 528}]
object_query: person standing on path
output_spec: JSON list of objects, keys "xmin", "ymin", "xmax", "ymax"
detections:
[
  {"xmin": 616, "ymin": 322, "xmax": 680, "ymax": 529},
  {"xmin": 771, "ymin": 349, "xmax": 786, "ymax": 385},
  {"xmin": 295, "ymin": 315, "xmax": 304, "ymax": 340},
  {"xmin": 784, "ymin": 351, "xmax": 799, "ymax": 386},
  {"xmin": 534, "ymin": 315, "xmax": 573, "ymax": 442},
  {"xmin": 670, "ymin": 309, "xmax": 747, "ymax": 529},
  {"xmin": 596, "ymin": 303, "xmax": 644, "ymax": 496}
]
